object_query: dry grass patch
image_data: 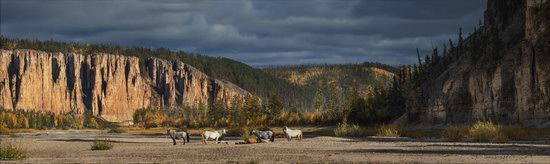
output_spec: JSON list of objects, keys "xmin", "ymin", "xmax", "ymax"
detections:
[
  {"xmin": 91, "ymin": 139, "xmax": 113, "ymax": 151},
  {"xmin": 501, "ymin": 125, "xmax": 530, "ymax": 140},
  {"xmin": 6, "ymin": 129, "xmax": 37, "ymax": 134},
  {"xmin": 528, "ymin": 128, "xmax": 550, "ymax": 139},
  {"xmin": 375, "ymin": 124, "xmax": 401, "ymax": 137},
  {"xmin": 0, "ymin": 140, "xmax": 26, "ymax": 160},
  {"xmin": 108, "ymin": 127, "xmax": 128, "ymax": 134},
  {"xmin": 442, "ymin": 125, "xmax": 468, "ymax": 142},
  {"xmin": 0, "ymin": 127, "xmax": 10, "ymax": 135},
  {"xmin": 334, "ymin": 122, "xmax": 368, "ymax": 137},
  {"xmin": 468, "ymin": 121, "xmax": 508, "ymax": 143}
]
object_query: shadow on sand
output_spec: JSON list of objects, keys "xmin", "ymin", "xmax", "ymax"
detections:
[{"xmin": 342, "ymin": 147, "xmax": 550, "ymax": 156}]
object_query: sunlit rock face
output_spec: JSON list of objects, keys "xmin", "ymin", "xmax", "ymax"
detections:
[
  {"xmin": 0, "ymin": 50, "xmax": 248, "ymax": 122},
  {"xmin": 408, "ymin": 0, "xmax": 550, "ymax": 127}
]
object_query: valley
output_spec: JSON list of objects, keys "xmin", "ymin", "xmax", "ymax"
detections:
[
  {"xmin": 1, "ymin": 0, "xmax": 550, "ymax": 163},
  {"xmin": 5, "ymin": 130, "xmax": 550, "ymax": 163}
]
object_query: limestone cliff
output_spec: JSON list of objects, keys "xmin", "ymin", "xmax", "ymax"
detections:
[
  {"xmin": 407, "ymin": 0, "xmax": 550, "ymax": 127},
  {"xmin": 0, "ymin": 49, "xmax": 248, "ymax": 122}
]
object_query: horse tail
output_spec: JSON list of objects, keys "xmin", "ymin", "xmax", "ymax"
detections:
[
  {"xmin": 270, "ymin": 131, "xmax": 275, "ymax": 142},
  {"xmin": 186, "ymin": 131, "xmax": 190, "ymax": 143}
]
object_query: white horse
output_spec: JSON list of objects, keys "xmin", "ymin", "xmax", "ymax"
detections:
[
  {"xmin": 167, "ymin": 129, "xmax": 189, "ymax": 145},
  {"xmin": 283, "ymin": 126, "xmax": 302, "ymax": 141},
  {"xmin": 201, "ymin": 129, "xmax": 226, "ymax": 144}
]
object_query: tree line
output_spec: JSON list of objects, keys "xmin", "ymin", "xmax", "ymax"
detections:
[{"xmin": 0, "ymin": 108, "xmax": 99, "ymax": 130}]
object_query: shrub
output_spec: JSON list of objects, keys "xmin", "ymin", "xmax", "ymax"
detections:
[
  {"xmin": 85, "ymin": 117, "xmax": 100, "ymax": 129},
  {"xmin": 108, "ymin": 127, "xmax": 127, "ymax": 134},
  {"xmin": 0, "ymin": 126, "xmax": 10, "ymax": 135},
  {"xmin": 468, "ymin": 121, "xmax": 508, "ymax": 143},
  {"xmin": 133, "ymin": 108, "xmax": 167, "ymax": 128},
  {"xmin": 271, "ymin": 111, "xmax": 303, "ymax": 126},
  {"xmin": 273, "ymin": 112, "xmax": 289, "ymax": 125},
  {"xmin": 91, "ymin": 140, "xmax": 113, "ymax": 151},
  {"xmin": 334, "ymin": 122, "xmax": 366, "ymax": 137},
  {"xmin": 442, "ymin": 125, "xmax": 468, "ymax": 142},
  {"xmin": 375, "ymin": 124, "xmax": 401, "ymax": 137},
  {"xmin": 302, "ymin": 111, "xmax": 321, "ymax": 125},
  {"xmin": 493, "ymin": 132, "xmax": 509, "ymax": 143},
  {"xmin": 226, "ymin": 127, "xmax": 249, "ymax": 137},
  {"xmin": 0, "ymin": 141, "xmax": 26, "ymax": 160},
  {"xmin": 501, "ymin": 125, "xmax": 530, "ymax": 140}
]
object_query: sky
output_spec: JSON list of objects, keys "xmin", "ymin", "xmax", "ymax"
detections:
[{"xmin": 0, "ymin": 0, "xmax": 486, "ymax": 66}]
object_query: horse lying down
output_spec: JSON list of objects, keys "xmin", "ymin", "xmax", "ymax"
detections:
[
  {"xmin": 283, "ymin": 126, "xmax": 302, "ymax": 141},
  {"xmin": 167, "ymin": 129, "xmax": 190, "ymax": 145},
  {"xmin": 250, "ymin": 130, "xmax": 275, "ymax": 142},
  {"xmin": 201, "ymin": 129, "xmax": 227, "ymax": 144}
]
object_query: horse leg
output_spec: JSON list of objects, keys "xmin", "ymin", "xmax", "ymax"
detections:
[
  {"xmin": 168, "ymin": 131, "xmax": 177, "ymax": 145},
  {"xmin": 186, "ymin": 132, "xmax": 190, "ymax": 143},
  {"xmin": 257, "ymin": 136, "xmax": 262, "ymax": 143},
  {"xmin": 215, "ymin": 137, "xmax": 219, "ymax": 144},
  {"xmin": 182, "ymin": 137, "xmax": 186, "ymax": 145}
]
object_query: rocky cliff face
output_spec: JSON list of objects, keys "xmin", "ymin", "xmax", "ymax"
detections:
[
  {"xmin": 0, "ymin": 50, "xmax": 248, "ymax": 122},
  {"xmin": 408, "ymin": 0, "xmax": 550, "ymax": 127}
]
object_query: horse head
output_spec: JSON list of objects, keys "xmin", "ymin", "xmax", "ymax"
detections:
[
  {"xmin": 220, "ymin": 129, "xmax": 226, "ymax": 135},
  {"xmin": 283, "ymin": 126, "xmax": 288, "ymax": 132}
]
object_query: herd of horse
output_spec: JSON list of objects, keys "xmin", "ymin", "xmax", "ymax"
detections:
[{"xmin": 167, "ymin": 127, "xmax": 303, "ymax": 145}]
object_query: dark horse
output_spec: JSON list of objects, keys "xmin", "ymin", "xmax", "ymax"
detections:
[
  {"xmin": 250, "ymin": 130, "xmax": 275, "ymax": 142},
  {"xmin": 167, "ymin": 129, "xmax": 190, "ymax": 145}
]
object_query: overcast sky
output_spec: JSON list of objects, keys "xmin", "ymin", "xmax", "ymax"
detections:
[{"xmin": 0, "ymin": 0, "xmax": 486, "ymax": 66}]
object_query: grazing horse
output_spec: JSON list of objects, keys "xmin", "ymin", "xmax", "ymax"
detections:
[
  {"xmin": 167, "ymin": 129, "xmax": 190, "ymax": 145},
  {"xmin": 201, "ymin": 129, "xmax": 226, "ymax": 144},
  {"xmin": 283, "ymin": 126, "xmax": 302, "ymax": 141},
  {"xmin": 250, "ymin": 130, "xmax": 275, "ymax": 142}
]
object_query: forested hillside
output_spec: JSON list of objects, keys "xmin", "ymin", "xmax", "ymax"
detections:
[
  {"xmin": 264, "ymin": 62, "xmax": 396, "ymax": 89},
  {"xmin": 264, "ymin": 63, "xmax": 398, "ymax": 124}
]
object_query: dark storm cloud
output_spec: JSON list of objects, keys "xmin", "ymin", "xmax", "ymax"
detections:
[{"xmin": 0, "ymin": 0, "xmax": 485, "ymax": 66}]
